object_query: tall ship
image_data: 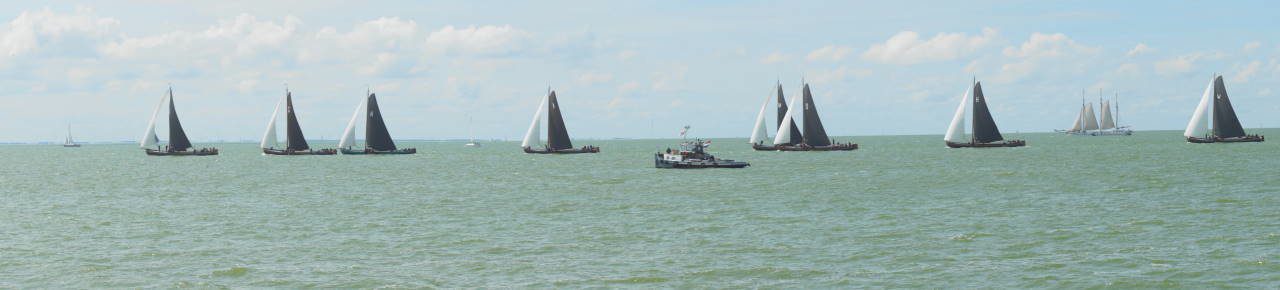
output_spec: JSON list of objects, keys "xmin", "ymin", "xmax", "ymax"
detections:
[
  {"xmin": 260, "ymin": 88, "xmax": 336, "ymax": 155},
  {"xmin": 944, "ymin": 79, "xmax": 1026, "ymax": 148},
  {"xmin": 140, "ymin": 86, "xmax": 219, "ymax": 156},
  {"xmin": 1184, "ymin": 74, "xmax": 1264, "ymax": 143},
  {"xmin": 1057, "ymin": 90, "xmax": 1132, "ymax": 136},
  {"xmin": 521, "ymin": 89, "xmax": 599, "ymax": 154},
  {"xmin": 750, "ymin": 81, "xmax": 857, "ymax": 151},
  {"xmin": 338, "ymin": 90, "xmax": 417, "ymax": 154},
  {"xmin": 63, "ymin": 124, "xmax": 81, "ymax": 147}
]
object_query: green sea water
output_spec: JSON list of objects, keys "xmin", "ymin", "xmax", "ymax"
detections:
[{"xmin": 2, "ymin": 130, "xmax": 1278, "ymax": 288}]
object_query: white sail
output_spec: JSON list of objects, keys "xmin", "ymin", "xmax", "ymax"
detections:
[
  {"xmin": 65, "ymin": 125, "xmax": 75, "ymax": 145},
  {"xmin": 1099, "ymin": 100, "xmax": 1116, "ymax": 130},
  {"xmin": 260, "ymin": 95, "xmax": 284, "ymax": 149},
  {"xmin": 944, "ymin": 84, "xmax": 972, "ymax": 142},
  {"xmin": 748, "ymin": 93, "xmax": 771, "ymax": 144},
  {"xmin": 139, "ymin": 93, "xmax": 167, "ymax": 148},
  {"xmin": 521, "ymin": 93, "xmax": 549, "ymax": 148},
  {"xmin": 772, "ymin": 97, "xmax": 799, "ymax": 145},
  {"xmin": 338, "ymin": 97, "xmax": 365, "ymax": 149},
  {"xmin": 1068, "ymin": 104, "xmax": 1084, "ymax": 132},
  {"xmin": 1082, "ymin": 103, "xmax": 1099, "ymax": 130},
  {"xmin": 1184, "ymin": 76, "xmax": 1215, "ymax": 138}
]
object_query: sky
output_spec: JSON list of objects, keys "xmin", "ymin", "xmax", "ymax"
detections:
[{"xmin": 1, "ymin": 0, "xmax": 1278, "ymax": 142}]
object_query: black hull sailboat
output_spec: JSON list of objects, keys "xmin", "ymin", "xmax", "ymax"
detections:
[
  {"xmin": 141, "ymin": 87, "xmax": 218, "ymax": 156},
  {"xmin": 521, "ymin": 89, "xmax": 599, "ymax": 154},
  {"xmin": 262, "ymin": 89, "xmax": 336, "ymax": 155},
  {"xmin": 1184, "ymin": 75, "xmax": 1264, "ymax": 143},
  {"xmin": 338, "ymin": 91, "xmax": 417, "ymax": 154},
  {"xmin": 751, "ymin": 82, "xmax": 857, "ymax": 151},
  {"xmin": 943, "ymin": 80, "xmax": 1025, "ymax": 148}
]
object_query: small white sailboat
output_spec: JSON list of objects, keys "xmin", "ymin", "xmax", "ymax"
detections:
[
  {"xmin": 464, "ymin": 116, "xmax": 481, "ymax": 147},
  {"xmin": 63, "ymin": 124, "xmax": 81, "ymax": 147}
]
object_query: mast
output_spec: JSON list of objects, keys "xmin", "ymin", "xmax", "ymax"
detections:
[
  {"xmin": 799, "ymin": 83, "xmax": 831, "ymax": 146},
  {"xmin": 775, "ymin": 82, "xmax": 803, "ymax": 145},
  {"xmin": 969, "ymin": 81, "xmax": 1004, "ymax": 143},
  {"xmin": 284, "ymin": 91, "xmax": 309, "ymax": 150},
  {"xmin": 545, "ymin": 90, "xmax": 574, "ymax": 150},
  {"xmin": 167, "ymin": 87, "xmax": 193, "ymax": 151},
  {"xmin": 364, "ymin": 93, "xmax": 397, "ymax": 151}
]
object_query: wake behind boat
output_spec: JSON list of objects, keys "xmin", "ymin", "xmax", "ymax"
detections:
[
  {"xmin": 521, "ymin": 89, "xmax": 599, "ymax": 154},
  {"xmin": 140, "ymin": 86, "xmax": 218, "ymax": 156},
  {"xmin": 1184, "ymin": 75, "xmax": 1264, "ymax": 143},
  {"xmin": 944, "ymin": 79, "xmax": 1025, "ymax": 148},
  {"xmin": 338, "ymin": 90, "xmax": 417, "ymax": 154},
  {"xmin": 750, "ymin": 81, "xmax": 857, "ymax": 151},
  {"xmin": 260, "ymin": 88, "xmax": 336, "ymax": 155}
]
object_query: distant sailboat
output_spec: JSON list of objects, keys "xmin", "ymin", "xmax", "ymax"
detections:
[
  {"xmin": 750, "ymin": 81, "xmax": 803, "ymax": 150},
  {"xmin": 464, "ymin": 116, "xmax": 481, "ymax": 147},
  {"xmin": 338, "ymin": 90, "xmax": 418, "ymax": 154},
  {"xmin": 944, "ymin": 79, "xmax": 1026, "ymax": 148},
  {"xmin": 141, "ymin": 86, "xmax": 218, "ymax": 156},
  {"xmin": 758, "ymin": 82, "xmax": 857, "ymax": 151},
  {"xmin": 521, "ymin": 89, "xmax": 599, "ymax": 154},
  {"xmin": 1184, "ymin": 74, "xmax": 1264, "ymax": 143},
  {"xmin": 1058, "ymin": 90, "xmax": 1133, "ymax": 136},
  {"xmin": 63, "ymin": 124, "xmax": 81, "ymax": 147},
  {"xmin": 261, "ymin": 88, "xmax": 337, "ymax": 155}
]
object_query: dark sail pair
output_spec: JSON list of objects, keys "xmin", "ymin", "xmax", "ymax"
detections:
[
  {"xmin": 339, "ymin": 92, "xmax": 417, "ymax": 154},
  {"xmin": 1185, "ymin": 75, "xmax": 1263, "ymax": 143},
  {"xmin": 945, "ymin": 80, "xmax": 1025, "ymax": 148},
  {"xmin": 752, "ymin": 82, "xmax": 857, "ymax": 151},
  {"xmin": 143, "ymin": 87, "xmax": 219, "ymax": 156},
  {"xmin": 263, "ymin": 90, "xmax": 336, "ymax": 155},
  {"xmin": 523, "ymin": 90, "xmax": 599, "ymax": 154}
]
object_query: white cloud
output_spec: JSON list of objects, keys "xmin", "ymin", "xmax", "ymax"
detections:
[
  {"xmin": 617, "ymin": 81, "xmax": 640, "ymax": 94},
  {"xmin": 651, "ymin": 64, "xmax": 688, "ymax": 91},
  {"xmin": 1232, "ymin": 60, "xmax": 1262, "ymax": 83},
  {"xmin": 1154, "ymin": 53, "xmax": 1204, "ymax": 75},
  {"xmin": 1, "ymin": 7, "xmax": 118, "ymax": 60},
  {"xmin": 806, "ymin": 45, "xmax": 853, "ymax": 62},
  {"xmin": 994, "ymin": 32, "xmax": 1098, "ymax": 82},
  {"xmin": 616, "ymin": 50, "xmax": 637, "ymax": 61},
  {"xmin": 576, "ymin": 71, "xmax": 613, "ymax": 85},
  {"xmin": 425, "ymin": 25, "xmax": 531, "ymax": 56},
  {"xmin": 1114, "ymin": 63, "xmax": 1140, "ymax": 75},
  {"xmin": 760, "ymin": 52, "xmax": 789, "ymax": 64},
  {"xmin": 1126, "ymin": 43, "xmax": 1152, "ymax": 57},
  {"xmin": 808, "ymin": 66, "xmax": 871, "ymax": 84},
  {"xmin": 861, "ymin": 27, "xmax": 997, "ymax": 65},
  {"xmin": 1002, "ymin": 32, "xmax": 1098, "ymax": 58},
  {"xmin": 103, "ymin": 14, "xmax": 303, "ymax": 59},
  {"xmin": 1243, "ymin": 41, "xmax": 1261, "ymax": 53}
]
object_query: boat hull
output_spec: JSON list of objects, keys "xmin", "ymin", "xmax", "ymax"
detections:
[
  {"xmin": 946, "ymin": 140, "xmax": 1026, "ymax": 148},
  {"xmin": 654, "ymin": 154, "xmax": 749, "ymax": 169},
  {"xmin": 1058, "ymin": 129, "xmax": 1134, "ymax": 136},
  {"xmin": 523, "ymin": 146, "xmax": 599, "ymax": 154},
  {"xmin": 1187, "ymin": 135, "xmax": 1265, "ymax": 143},
  {"xmin": 62, "ymin": 144, "xmax": 81, "ymax": 148},
  {"xmin": 753, "ymin": 143, "xmax": 858, "ymax": 151},
  {"xmin": 263, "ymin": 148, "xmax": 337, "ymax": 155},
  {"xmin": 339, "ymin": 148, "xmax": 417, "ymax": 155},
  {"xmin": 145, "ymin": 148, "xmax": 219, "ymax": 156}
]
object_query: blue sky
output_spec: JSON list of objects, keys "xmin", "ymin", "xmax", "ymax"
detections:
[{"xmin": 1, "ymin": 1, "xmax": 1278, "ymax": 142}]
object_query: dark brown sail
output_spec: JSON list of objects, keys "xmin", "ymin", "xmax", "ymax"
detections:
[
  {"xmin": 970, "ymin": 82, "xmax": 1004, "ymax": 143},
  {"xmin": 364, "ymin": 93, "xmax": 397, "ymax": 151},
  {"xmin": 776, "ymin": 84, "xmax": 803, "ymax": 145},
  {"xmin": 546, "ymin": 91, "xmax": 574, "ymax": 150},
  {"xmin": 284, "ymin": 92, "xmax": 310, "ymax": 150},
  {"xmin": 167, "ymin": 89, "xmax": 193, "ymax": 151},
  {"xmin": 800, "ymin": 83, "xmax": 831, "ymax": 146},
  {"xmin": 1211, "ymin": 76, "xmax": 1247, "ymax": 138}
]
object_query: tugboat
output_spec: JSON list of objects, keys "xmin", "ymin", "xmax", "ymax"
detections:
[{"xmin": 655, "ymin": 139, "xmax": 749, "ymax": 169}]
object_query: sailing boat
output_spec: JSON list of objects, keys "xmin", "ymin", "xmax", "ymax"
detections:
[
  {"xmin": 944, "ymin": 79, "xmax": 1026, "ymax": 148},
  {"xmin": 1058, "ymin": 90, "xmax": 1133, "ymax": 136},
  {"xmin": 260, "ymin": 88, "xmax": 337, "ymax": 155},
  {"xmin": 761, "ymin": 82, "xmax": 857, "ymax": 151},
  {"xmin": 141, "ymin": 86, "xmax": 219, "ymax": 156},
  {"xmin": 338, "ymin": 90, "xmax": 418, "ymax": 154},
  {"xmin": 750, "ymin": 81, "xmax": 803, "ymax": 150},
  {"xmin": 464, "ymin": 116, "xmax": 481, "ymax": 147},
  {"xmin": 1184, "ymin": 74, "xmax": 1264, "ymax": 143},
  {"xmin": 63, "ymin": 124, "xmax": 81, "ymax": 147},
  {"xmin": 521, "ymin": 88, "xmax": 599, "ymax": 154}
]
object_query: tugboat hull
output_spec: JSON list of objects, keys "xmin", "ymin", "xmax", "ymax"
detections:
[
  {"xmin": 340, "ymin": 148, "xmax": 417, "ymax": 155},
  {"xmin": 263, "ymin": 148, "xmax": 337, "ymax": 155},
  {"xmin": 523, "ymin": 147, "xmax": 599, "ymax": 154},
  {"xmin": 945, "ymin": 140, "xmax": 1026, "ymax": 148},
  {"xmin": 654, "ymin": 154, "xmax": 748, "ymax": 169},
  {"xmin": 145, "ymin": 148, "xmax": 219, "ymax": 156},
  {"xmin": 1187, "ymin": 136, "xmax": 1264, "ymax": 143}
]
